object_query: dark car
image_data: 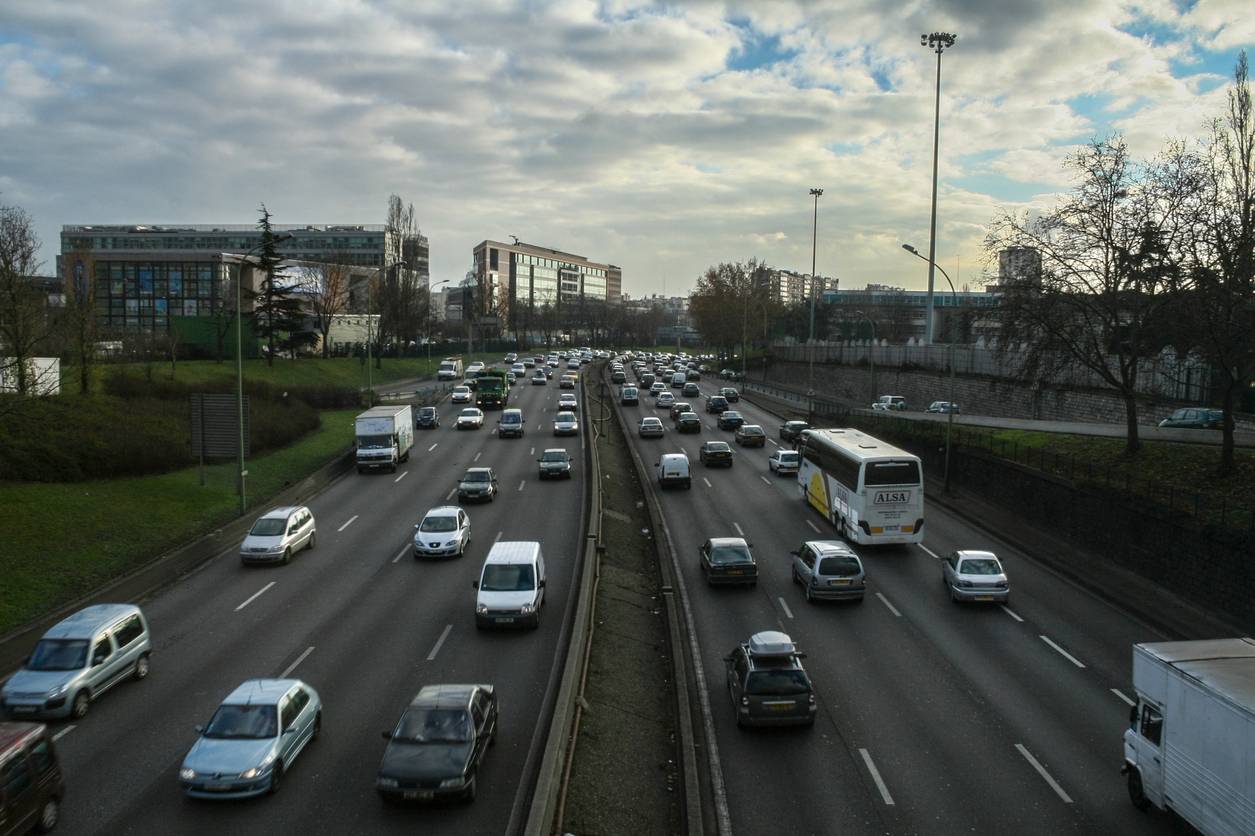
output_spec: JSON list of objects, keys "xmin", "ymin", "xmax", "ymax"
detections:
[
  {"xmin": 0, "ymin": 722, "xmax": 64, "ymax": 833},
  {"xmin": 699, "ymin": 441, "xmax": 733, "ymax": 467},
  {"xmin": 676, "ymin": 412, "xmax": 702, "ymax": 434},
  {"xmin": 720, "ymin": 387, "xmax": 740, "ymax": 403},
  {"xmin": 779, "ymin": 420, "xmax": 810, "ymax": 442},
  {"xmin": 537, "ymin": 448, "xmax": 573, "ymax": 480},
  {"xmin": 717, "ymin": 411, "xmax": 745, "ymax": 431},
  {"xmin": 415, "ymin": 407, "xmax": 440, "ymax": 429},
  {"xmin": 1158, "ymin": 407, "xmax": 1223, "ymax": 429},
  {"xmin": 700, "ymin": 537, "xmax": 757, "ymax": 586},
  {"xmin": 457, "ymin": 468, "xmax": 498, "ymax": 503},
  {"xmin": 723, "ymin": 632, "xmax": 816, "ymax": 727},
  {"xmin": 706, "ymin": 395, "xmax": 729, "ymax": 414},
  {"xmin": 735, "ymin": 424, "xmax": 766, "ymax": 447},
  {"xmin": 376, "ymin": 684, "xmax": 497, "ymax": 803},
  {"xmin": 669, "ymin": 402, "xmax": 693, "ymax": 421}
]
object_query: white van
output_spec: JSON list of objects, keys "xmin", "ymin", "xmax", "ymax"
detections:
[
  {"xmin": 437, "ymin": 357, "xmax": 463, "ymax": 381},
  {"xmin": 656, "ymin": 452, "xmax": 692, "ymax": 490},
  {"xmin": 473, "ymin": 542, "xmax": 546, "ymax": 629}
]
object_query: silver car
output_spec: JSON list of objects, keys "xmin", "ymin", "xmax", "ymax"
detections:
[
  {"xmin": 179, "ymin": 678, "xmax": 321, "ymax": 798},
  {"xmin": 941, "ymin": 550, "xmax": 1010, "ymax": 604},
  {"xmin": 552, "ymin": 411, "xmax": 579, "ymax": 436},
  {"xmin": 767, "ymin": 449, "xmax": 799, "ymax": 475},
  {"xmin": 414, "ymin": 506, "xmax": 470, "ymax": 558},
  {"xmin": 790, "ymin": 541, "xmax": 866, "ymax": 603},
  {"xmin": 1, "ymin": 604, "xmax": 151, "ymax": 720},
  {"xmin": 240, "ymin": 506, "xmax": 316, "ymax": 565}
]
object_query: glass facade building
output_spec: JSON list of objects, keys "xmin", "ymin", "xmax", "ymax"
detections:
[{"xmin": 472, "ymin": 239, "xmax": 616, "ymax": 336}]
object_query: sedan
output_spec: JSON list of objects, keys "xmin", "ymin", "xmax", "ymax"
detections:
[
  {"xmin": 768, "ymin": 449, "xmax": 799, "ymax": 475},
  {"xmin": 941, "ymin": 550, "xmax": 1010, "ymax": 604},
  {"xmin": 705, "ymin": 395, "xmax": 728, "ymax": 414},
  {"xmin": 538, "ymin": 448, "xmax": 573, "ymax": 479},
  {"xmin": 649, "ymin": 382, "xmax": 667, "ymax": 397},
  {"xmin": 179, "ymin": 679, "xmax": 321, "ymax": 798},
  {"xmin": 553, "ymin": 411, "xmax": 579, "ymax": 436},
  {"xmin": 414, "ymin": 506, "xmax": 471, "ymax": 558},
  {"xmin": 1158, "ymin": 407, "xmax": 1223, "ymax": 429},
  {"xmin": 638, "ymin": 417, "xmax": 665, "ymax": 438},
  {"xmin": 450, "ymin": 386, "xmax": 472, "ymax": 404},
  {"xmin": 558, "ymin": 394, "xmax": 578, "ymax": 412},
  {"xmin": 457, "ymin": 468, "xmax": 498, "ymax": 503},
  {"xmin": 720, "ymin": 387, "xmax": 740, "ymax": 403},
  {"xmin": 656, "ymin": 392, "xmax": 676, "ymax": 409},
  {"xmin": 669, "ymin": 402, "xmax": 692, "ymax": 421},
  {"xmin": 456, "ymin": 408, "xmax": 485, "ymax": 430},
  {"xmin": 700, "ymin": 537, "xmax": 757, "ymax": 586},
  {"xmin": 377, "ymin": 684, "xmax": 497, "ymax": 803},
  {"xmin": 717, "ymin": 411, "xmax": 745, "ymax": 431},
  {"xmin": 925, "ymin": 401, "xmax": 961, "ymax": 414},
  {"xmin": 779, "ymin": 420, "xmax": 810, "ymax": 442},
  {"xmin": 531, "ymin": 371, "xmax": 548, "ymax": 385},
  {"xmin": 699, "ymin": 441, "xmax": 733, "ymax": 467},
  {"xmin": 735, "ymin": 424, "xmax": 766, "ymax": 447},
  {"xmin": 676, "ymin": 412, "xmax": 702, "ymax": 434}
]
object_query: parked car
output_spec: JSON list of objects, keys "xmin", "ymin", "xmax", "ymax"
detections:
[
  {"xmin": 706, "ymin": 395, "xmax": 729, "ymax": 414},
  {"xmin": 413, "ymin": 506, "xmax": 471, "ymax": 558},
  {"xmin": 872, "ymin": 395, "xmax": 908, "ymax": 411},
  {"xmin": 552, "ymin": 411, "xmax": 579, "ymax": 436},
  {"xmin": 240, "ymin": 506, "xmax": 316, "ymax": 565},
  {"xmin": 941, "ymin": 550, "xmax": 1010, "ymax": 604},
  {"xmin": 791, "ymin": 540, "xmax": 866, "ymax": 603},
  {"xmin": 723, "ymin": 631, "xmax": 815, "ymax": 727},
  {"xmin": 735, "ymin": 424, "xmax": 765, "ymax": 447},
  {"xmin": 925, "ymin": 401, "xmax": 961, "ymax": 414},
  {"xmin": 0, "ymin": 721, "xmax": 64, "ymax": 832},
  {"xmin": 669, "ymin": 402, "xmax": 692, "ymax": 421},
  {"xmin": 768, "ymin": 449, "xmax": 799, "ymax": 475},
  {"xmin": 699, "ymin": 441, "xmax": 733, "ymax": 467},
  {"xmin": 1158, "ymin": 407, "xmax": 1223, "ymax": 429},
  {"xmin": 779, "ymin": 420, "xmax": 810, "ymax": 442},
  {"xmin": 456, "ymin": 408, "xmax": 485, "ymax": 430},
  {"xmin": 457, "ymin": 467, "xmax": 498, "ymax": 503},
  {"xmin": 415, "ymin": 406, "xmax": 440, "ymax": 429},
  {"xmin": 720, "ymin": 387, "xmax": 740, "ymax": 403},
  {"xmin": 1, "ymin": 604, "xmax": 151, "ymax": 721},
  {"xmin": 450, "ymin": 386, "xmax": 472, "ymax": 404},
  {"xmin": 538, "ymin": 448, "xmax": 573, "ymax": 480},
  {"xmin": 676, "ymin": 412, "xmax": 702, "ymax": 434},
  {"xmin": 179, "ymin": 678, "xmax": 321, "ymax": 798},
  {"xmin": 558, "ymin": 393, "xmax": 578, "ymax": 412},
  {"xmin": 699, "ymin": 537, "xmax": 757, "ymax": 586},
  {"xmin": 638, "ymin": 417, "xmax": 665, "ymax": 438},
  {"xmin": 376, "ymin": 684, "xmax": 497, "ymax": 803},
  {"xmin": 621, "ymin": 386, "xmax": 640, "ymax": 406},
  {"xmin": 717, "ymin": 411, "xmax": 745, "ymax": 431}
]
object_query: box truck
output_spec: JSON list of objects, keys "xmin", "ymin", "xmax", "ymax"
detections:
[
  {"xmin": 1122, "ymin": 638, "xmax": 1255, "ymax": 835},
  {"xmin": 436, "ymin": 357, "xmax": 463, "ymax": 381},
  {"xmin": 355, "ymin": 405, "xmax": 414, "ymax": 473}
]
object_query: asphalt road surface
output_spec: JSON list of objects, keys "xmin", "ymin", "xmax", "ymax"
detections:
[
  {"xmin": 38, "ymin": 374, "xmax": 587, "ymax": 835},
  {"xmin": 614, "ymin": 372, "xmax": 1182, "ymax": 836}
]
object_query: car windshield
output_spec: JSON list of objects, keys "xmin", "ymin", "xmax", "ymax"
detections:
[
  {"xmin": 556, "ymin": 412, "xmax": 575, "ymax": 422},
  {"xmin": 249, "ymin": 517, "xmax": 287, "ymax": 536},
  {"xmin": 818, "ymin": 556, "xmax": 861, "ymax": 576},
  {"xmin": 864, "ymin": 460, "xmax": 922, "ymax": 486},
  {"xmin": 27, "ymin": 639, "xmax": 88, "ymax": 671},
  {"xmin": 419, "ymin": 408, "xmax": 436, "ymax": 417},
  {"xmin": 710, "ymin": 545, "xmax": 752, "ymax": 565},
  {"xmin": 420, "ymin": 516, "xmax": 457, "ymax": 532},
  {"xmin": 959, "ymin": 559, "xmax": 1002, "ymax": 575},
  {"xmin": 481, "ymin": 563, "xmax": 536, "ymax": 591},
  {"xmin": 460, "ymin": 409, "xmax": 480, "ymax": 418},
  {"xmin": 746, "ymin": 669, "xmax": 811, "ymax": 696},
  {"xmin": 463, "ymin": 471, "xmax": 491, "ymax": 483},
  {"xmin": 358, "ymin": 434, "xmax": 392, "ymax": 449},
  {"xmin": 395, "ymin": 708, "xmax": 471, "ymax": 744},
  {"xmin": 542, "ymin": 452, "xmax": 568, "ymax": 462},
  {"xmin": 204, "ymin": 704, "xmax": 278, "ymax": 739}
]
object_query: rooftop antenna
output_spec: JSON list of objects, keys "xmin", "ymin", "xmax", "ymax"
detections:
[{"xmin": 509, "ymin": 235, "xmax": 521, "ymax": 245}]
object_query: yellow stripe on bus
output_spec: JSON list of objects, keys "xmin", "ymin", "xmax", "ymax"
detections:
[{"xmin": 807, "ymin": 471, "xmax": 829, "ymax": 518}]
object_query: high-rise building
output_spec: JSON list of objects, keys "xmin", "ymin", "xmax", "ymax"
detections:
[
  {"xmin": 756, "ymin": 268, "xmax": 837, "ymax": 306},
  {"xmin": 471, "ymin": 239, "xmax": 616, "ymax": 336},
  {"xmin": 997, "ymin": 247, "xmax": 1042, "ymax": 287}
]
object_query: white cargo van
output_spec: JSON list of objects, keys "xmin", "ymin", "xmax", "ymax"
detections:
[
  {"xmin": 498, "ymin": 408, "xmax": 525, "ymax": 439},
  {"xmin": 656, "ymin": 453, "xmax": 691, "ymax": 490},
  {"xmin": 437, "ymin": 357, "xmax": 463, "ymax": 381},
  {"xmin": 473, "ymin": 542, "xmax": 546, "ymax": 629}
]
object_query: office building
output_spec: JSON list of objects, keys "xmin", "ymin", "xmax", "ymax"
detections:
[{"xmin": 471, "ymin": 239, "xmax": 615, "ymax": 337}]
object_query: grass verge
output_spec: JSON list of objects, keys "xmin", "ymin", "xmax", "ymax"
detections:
[{"xmin": 0, "ymin": 408, "xmax": 357, "ymax": 637}]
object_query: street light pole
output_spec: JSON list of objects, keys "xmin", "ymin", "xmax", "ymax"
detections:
[
  {"xmin": 921, "ymin": 31, "xmax": 956, "ymax": 346},
  {"xmin": 808, "ymin": 187, "xmax": 823, "ymax": 421},
  {"xmin": 903, "ymin": 243, "xmax": 958, "ymax": 492}
]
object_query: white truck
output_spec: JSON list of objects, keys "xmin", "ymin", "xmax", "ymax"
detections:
[
  {"xmin": 354, "ymin": 405, "xmax": 414, "ymax": 473},
  {"xmin": 436, "ymin": 357, "xmax": 463, "ymax": 381},
  {"xmin": 1122, "ymin": 638, "xmax": 1255, "ymax": 835}
]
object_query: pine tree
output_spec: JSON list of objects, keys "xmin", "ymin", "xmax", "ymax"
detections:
[{"xmin": 251, "ymin": 205, "xmax": 311, "ymax": 365}]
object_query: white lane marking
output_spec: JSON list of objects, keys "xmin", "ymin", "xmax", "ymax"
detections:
[
  {"xmin": 916, "ymin": 543, "xmax": 941, "ymax": 560},
  {"xmin": 394, "ymin": 471, "xmax": 408, "ymax": 483},
  {"xmin": 494, "ymin": 530, "xmax": 503, "ymax": 543},
  {"xmin": 703, "ymin": 477, "xmax": 713, "ymax": 488},
  {"xmin": 518, "ymin": 480, "xmax": 526, "ymax": 491},
  {"xmin": 445, "ymin": 488, "xmax": 457, "ymax": 501},
  {"xmin": 777, "ymin": 597, "xmax": 794, "ymax": 619},
  {"xmin": 235, "ymin": 582, "xmax": 276, "ymax": 612},
  {"xmin": 426, "ymin": 624, "xmax": 454, "ymax": 661},
  {"xmin": 860, "ymin": 748, "xmax": 896, "ymax": 805},
  {"xmin": 280, "ymin": 646, "xmax": 315, "ymax": 678},
  {"xmin": 337, "ymin": 515, "xmax": 358, "ymax": 532},
  {"xmin": 760, "ymin": 476, "xmax": 772, "ymax": 486},
  {"xmin": 428, "ymin": 442, "xmax": 438, "ymax": 451},
  {"xmin": 875, "ymin": 592, "xmax": 901, "ymax": 617},
  {"xmin": 530, "ymin": 447, "xmax": 535, "ymax": 456},
  {"xmin": 768, "ymin": 438, "xmax": 779, "ymax": 446},
  {"xmin": 1001, "ymin": 605, "xmax": 1024, "ymax": 622},
  {"xmin": 392, "ymin": 545, "xmax": 408, "ymax": 564},
  {"xmin": 733, "ymin": 522, "xmax": 744, "ymax": 536},
  {"xmin": 1111, "ymin": 688, "xmax": 1136, "ymax": 707},
  {"xmin": 52, "ymin": 725, "xmax": 75, "ymax": 742},
  {"xmin": 806, "ymin": 519, "xmax": 821, "ymax": 534},
  {"xmin": 1039, "ymin": 635, "xmax": 1086, "ymax": 668},
  {"xmin": 1015, "ymin": 743, "xmax": 1073, "ymax": 803},
  {"xmin": 474, "ymin": 451, "xmax": 482, "ymax": 462}
]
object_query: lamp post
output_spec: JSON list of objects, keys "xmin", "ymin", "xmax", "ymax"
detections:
[
  {"xmin": 903, "ymin": 242, "xmax": 958, "ymax": 492},
  {"xmin": 854, "ymin": 309, "xmax": 875, "ymax": 408},
  {"xmin": 920, "ymin": 31, "xmax": 956, "ymax": 346},
  {"xmin": 808, "ymin": 187, "xmax": 823, "ymax": 422}
]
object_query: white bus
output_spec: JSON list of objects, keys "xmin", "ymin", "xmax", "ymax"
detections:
[{"xmin": 797, "ymin": 428, "xmax": 924, "ymax": 545}]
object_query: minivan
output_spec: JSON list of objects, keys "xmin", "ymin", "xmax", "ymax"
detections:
[
  {"xmin": 0, "ymin": 722, "xmax": 64, "ymax": 833},
  {"xmin": 498, "ymin": 408, "xmax": 525, "ymax": 439},
  {"xmin": 473, "ymin": 542, "xmax": 546, "ymax": 629},
  {"xmin": 239, "ymin": 506, "xmax": 316, "ymax": 565},
  {"xmin": 656, "ymin": 453, "xmax": 692, "ymax": 489},
  {"xmin": 1, "ymin": 604, "xmax": 151, "ymax": 721}
]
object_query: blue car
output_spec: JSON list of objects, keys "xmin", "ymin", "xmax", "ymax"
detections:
[{"xmin": 179, "ymin": 679, "xmax": 321, "ymax": 798}]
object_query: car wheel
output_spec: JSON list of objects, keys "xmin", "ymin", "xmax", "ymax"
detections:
[
  {"xmin": 1127, "ymin": 768, "xmax": 1149, "ymax": 810},
  {"xmin": 269, "ymin": 761, "xmax": 284, "ymax": 794},
  {"xmin": 307, "ymin": 532, "xmax": 316, "ymax": 551},
  {"xmin": 282, "ymin": 548, "xmax": 292, "ymax": 565},
  {"xmin": 463, "ymin": 771, "xmax": 478, "ymax": 803},
  {"xmin": 312, "ymin": 712, "xmax": 322, "ymax": 741},
  {"xmin": 71, "ymin": 691, "xmax": 90, "ymax": 720},
  {"xmin": 35, "ymin": 797, "xmax": 59, "ymax": 834},
  {"xmin": 133, "ymin": 652, "xmax": 151, "ymax": 680}
]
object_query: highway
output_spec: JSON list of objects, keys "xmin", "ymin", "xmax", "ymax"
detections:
[
  {"xmin": 40, "ymin": 373, "xmax": 587, "ymax": 835},
  {"xmin": 612, "ymin": 369, "xmax": 1180, "ymax": 835}
]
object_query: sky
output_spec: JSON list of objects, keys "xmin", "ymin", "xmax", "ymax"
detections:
[{"xmin": 2, "ymin": 0, "xmax": 1252, "ymax": 298}]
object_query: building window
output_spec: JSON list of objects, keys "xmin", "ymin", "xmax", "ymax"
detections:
[{"xmin": 490, "ymin": 249, "xmax": 499, "ymax": 270}]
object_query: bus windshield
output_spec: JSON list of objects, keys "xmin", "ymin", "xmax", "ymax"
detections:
[{"xmin": 863, "ymin": 460, "xmax": 921, "ymax": 486}]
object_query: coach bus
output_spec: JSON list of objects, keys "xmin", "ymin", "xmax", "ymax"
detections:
[{"xmin": 797, "ymin": 428, "xmax": 924, "ymax": 545}]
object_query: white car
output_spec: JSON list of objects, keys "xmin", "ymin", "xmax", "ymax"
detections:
[
  {"xmin": 413, "ymin": 506, "xmax": 471, "ymax": 558},
  {"xmin": 553, "ymin": 411, "xmax": 579, "ymax": 436},
  {"xmin": 657, "ymin": 392, "xmax": 676, "ymax": 408},
  {"xmin": 450, "ymin": 386, "xmax": 472, "ymax": 404},
  {"xmin": 466, "ymin": 362, "xmax": 485, "ymax": 375},
  {"xmin": 532, "ymin": 370, "xmax": 548, "ymax": 385},
  {"xmin": 567, "ymin": 359, "xmax": 580, "ymax": 370},
  {"xmin": 768, "ymin": 449, "xmax": 800, "ymax": 475},
  {"xmin": 456, "ymin": 408, "xmax": 485, "ymax": 430},
  {"xmin": 558, "ymin": 393, "xmax": 578, "ymax": 412},
  {"xmin": 511, "ymin": 363, "xmax": 527, "ymax": 377}
]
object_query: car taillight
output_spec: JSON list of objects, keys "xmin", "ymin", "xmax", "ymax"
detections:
[
  {"xmin": 740, "ymin": 696, "xmax": 749, "ymax": 706},
  {"xmin": 808, "ymin": 693, "xmax": 816, "ymax": 705}
]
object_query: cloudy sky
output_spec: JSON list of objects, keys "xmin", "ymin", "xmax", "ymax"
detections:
[{"xmin": 2, "ymin": 0, "xmax": 1252, "ymax": 297}]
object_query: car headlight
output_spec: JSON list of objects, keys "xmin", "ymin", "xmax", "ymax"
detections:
[
  {"xmin": 445, "ymin": 539, "xmax": 459, "ymax": 548},
  {"xmin": 240, "ymin": 767, "xmax": 261, "ymax": 779},
  {"xmin": 520, "ymin": 603, "xmax": 534, "ymax": 614},
  {"xmin": 377, "ymin": 777, "xmax": 399, "ymax": 789},
  {"xmin": 45, "ymin": 683, "xmax": 70, "ymax": 698},
  {"xmin": 179, "ymin": 767, "xmax": 196, "ymax": 781},
  {"xmin": 440, "ymin": 776, "xmax": 466, "ymax": 788},
  {"xmin": 476, "ymin": 604, "xmax": 488, "ymax": 614}
]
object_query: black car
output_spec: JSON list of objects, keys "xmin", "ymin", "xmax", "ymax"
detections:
[
  {"xmin": 676, "ymin": 413, "xmax": 702, "ymax": 434},
  {"xmin": 416, "ymin": 407, "xmax": 440, "ymax": 429},
  {"xmin": 377, "ymin": 684, "xmax": 497, "ymax": 803},
  {"xmin": 720, "ymin": 387, "xmax": 740, "ymax": 403},
  {"xmin": 1158, "ymin": 407, "xmax": 1223, "ymax": 429},
  {"xmin": 537, "ymin": 448, "xmax": 573, "ymax": 479},
  {"xmin": 779, "ymin": 420, "xmax": 810, "ymax": 442},
  {"xmin": 699, "ymin": 441, "xmax": 733, "ymax": 467},
  {"xmin": 700, "ymin": 537, "xmax": 757, "ymax": 586},
  {"xmin": 724, "ymin": 632, "xmax": 815, "ymax": 727},
  {"xmin": 717, "ymin": 411, "xmax": 745, "ymax": 431},
  {"xmin": 457, "ymin": 467, "xmax": 498, "ymax": 503},
  {"xmin": 706, "ymin": 395, "xmax": 729, "ymax": 414}
]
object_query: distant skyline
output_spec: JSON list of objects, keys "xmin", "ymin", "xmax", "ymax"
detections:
[{"xmin": 2, "ymin": 1, "xmax": 1252, "ymax": 297}]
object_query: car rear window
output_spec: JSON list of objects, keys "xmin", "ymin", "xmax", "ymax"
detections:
[
  {"xmin": 818, "ymin": 556, "xmax": 861, "ymax": 576},
  {"xmin": 959, "ymin": 558, "xmax": 1002, "ymax": 575},
  {"xmin": 710, "ymin": 545, "xmax": 752, "ymax": 565},
  {"xmin": 746, "ymin": 669, "xmax": 811, "ymax": 696}
]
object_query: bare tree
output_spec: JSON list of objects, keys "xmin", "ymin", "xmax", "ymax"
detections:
[
  {"xmin": 60, "ymin": 245, "xmax": 99, "ymax": 393},
  {"xmin": 301, "ymin": 257, "xmax": 352, "ymax": 358},
  {"xmin": 0, "ymin": 201, "xmax": 55, "ymax": 397}
]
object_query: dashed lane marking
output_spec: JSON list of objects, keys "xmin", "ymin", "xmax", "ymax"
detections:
[
  {"xmin": 1015, "ymin": 744, "xmax": 1073, "ymax": 804},
  {"xmin": 280, "ymin": 646, "xmax": 315, "ymax": 678},
  {"xmin": 1039, "ymin": 635, "xmax": 1086, "ymax": 668},
  {"xmin": 235, "ymin": 582, "xmax": 276, "ymax": 612},
  {"xmin": 337, "ymin": 515, "xmax": 358, "ymax": 532},
  {"xmin": 875, "ymin": 592, "xmax": 901, "ymax": 617}
]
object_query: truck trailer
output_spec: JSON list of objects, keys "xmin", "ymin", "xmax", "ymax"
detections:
[
  {"xmin": 355, "ymin": 405, "xmax": 414, "ymax": 473},
  {"xmin": 1123, "ymin": 638, "xmax": 1255, "ymax": 835}
]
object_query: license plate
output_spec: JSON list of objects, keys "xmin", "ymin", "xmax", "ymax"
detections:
[
  {"xmin": 205, "ymin": 783, "xmax": 232, "ymax": 791},
  {"xmin": 727, "ymin": 569, "xmax": 743, "ymax": 575},
  {"xmin": 403, "ymin": 790, "xmax": 434, "ymax": 800},
  {"xmin": 830, "ymin": 579, "xmax": 850, "ymax": 586},
  {"xmin": 497, "ymin": 617, "xmax": 515, "ymax": 623},
  {"xmin": 10, "ymin": 706, "xmax": 35, "ymax": 714},
  {"xmin": 975, "ymin": 595, "xmax": 994, "ymax": 601},
  {"xmin": 767, "ymin": 703, "xmax": 794, "ymax": 711}
]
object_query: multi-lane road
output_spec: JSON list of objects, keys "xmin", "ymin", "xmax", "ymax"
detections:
[
  {"xmin": 37, "ymin": 376, "xmax": 587, "ymax": 834},
  {"xmin": 611, "ymin": 370, "xmax": 1181, "ymax": 835}
]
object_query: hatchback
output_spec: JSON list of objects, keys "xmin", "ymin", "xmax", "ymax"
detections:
[
  {"xmin": 717, "ymin": 411, "xmax": 745, "ymax": 431},
  {"xmin": 558, "ymin": 394, "xmax": 578, "ymax": 412},
  {"xmin": 941, "ymin": 550, "xmax": 1010, "ymax": 603},
  {"xmin": 240, "ymin": 506, "xmax": 316, "ymax": 565},
  {"xmin": 456, "ymin": 408, "xmax": 485, "ymax": 430},
  {"xmin": 767, "ymin": 449, "xmax": 799, "ymax": 475},
  {"xmin": 649, "ymin": 382, "xmax": 666, "ymax": 397},
  {"xmin": 682, "ymin": 382, "xmax": 700, "ymax": 398},
  {"xmin": 735, "ymin": 424, "xmax": 765, "ymax": 447},
  {"xmin": 720, "ymin": 387, "xmax": 740, "ymax": 403},
  {"xmin": 457, "ymin": 468, "xmax": 498, "ymax": 503},
  {"xmin": 638, "ymin": 417, "xmax": 665, "ymax": 438},
  {"xmin": 450, "ymin": 386, "xmax": 472, "ymax": 404},
  {"xmin": 531, "ymin": 371, "xmax": 548, "ymax": 385},
  {"xmin": 376, "ymin": 684, "xmax": 497, "ymax": 803},
  {"xmin": 1158, "ymin": 407, "xmax": 1223, "ymax": 429},
  {"xmin": 538, "ymin": 449, "xmax": 573, "ymax": 479},
  {"xmin": 699, "ymin": 441, "xmax": 733, "ymax": 467},
  {"xmin": 705, "ymin": 395, "xmax": 729, "ymax": 414},
  {"xmin": 552, "ymin": 411, "xmax": 579, "ymax": 436},
  {"xmin": 723, "ymin": 632, "xmax": 815, "ymax": 727},
  {"xmin": 791, "ymin": 541, "xmax": 865, "ymax": 603},
  {"xmin": 179, "ymin": 679, "xmax": 321, "ymax": 798},
  {"xmin": 414, "ymin": 506, "xmax": 471, "ymax": 558},
  {"xmin": 415, "ymin": 406, "xmax": 440, "ymax": 429},
  {"xmin": 700, "ymin": 537, "xmax": 757, "ymax": 586}
]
